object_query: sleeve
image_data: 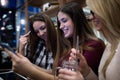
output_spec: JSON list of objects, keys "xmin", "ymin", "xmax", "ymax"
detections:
[{"xmin": 83, "ymin": 40, "xmax": 105, "ymax": 75}]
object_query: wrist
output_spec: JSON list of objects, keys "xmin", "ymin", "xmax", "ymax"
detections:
[{"xmin": 82, "ymin": 67, "xmax": 91, "ymax": 77}]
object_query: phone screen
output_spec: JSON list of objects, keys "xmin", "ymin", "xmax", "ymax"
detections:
[{"xmin": 0, "ymin": 42, "xmax": 15, "ymax": 53}]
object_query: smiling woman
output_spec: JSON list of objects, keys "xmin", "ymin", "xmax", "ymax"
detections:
[{"xmin": 57, "ymin": 2, "xmax": 105, "ymax": 76}]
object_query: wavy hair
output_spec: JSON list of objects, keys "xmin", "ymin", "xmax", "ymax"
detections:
[
  {"xmin": 29, "ymin": 13, "xmax": 57, "ymax": 61},
  {"xmin": 57, "ymin": 2, "xmax": 97, "ymax": 49}
]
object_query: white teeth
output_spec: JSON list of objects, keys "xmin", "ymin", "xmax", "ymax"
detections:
[
  {"xmin": 63, "ymin": 29, "xmax": 67, "ymax": 32},
  {"xmin": 64, "ymin": 30, "xmax": 66, "ymax": 33},
  {"xmin": 63, "ymin": 28, "xmax": 68, "ymax": 31},
  {"xmin": 63, "ymin": 30, "xmax": 68, "ymax": 34},
  {"xmin": 62, "ymin": 27, "xmax": 68, "ymax": 34}
]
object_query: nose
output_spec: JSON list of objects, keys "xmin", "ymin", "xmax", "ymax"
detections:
[
  {"xmin": 60, "ymin": 23, "xmax": 65, "ymax": 29},
  {"xmin": 38, "ymin": 30, "xmax": 44, "ymax": 36}
]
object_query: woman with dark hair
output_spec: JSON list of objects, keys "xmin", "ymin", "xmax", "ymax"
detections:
[
  {"xmin": 19, "ymin": 13, "xmax": 58, "ymax": 70},
  {"xmin": 57, "ymin": 2, "xmax": 105, "ymax": 75}
]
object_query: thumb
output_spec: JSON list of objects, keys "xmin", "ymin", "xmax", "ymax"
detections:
[{"xmin": 77, "ymin": 50, "xmax": 85, "ymax": 61}]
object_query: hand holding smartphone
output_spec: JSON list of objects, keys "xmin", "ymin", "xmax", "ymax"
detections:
[{"xmin": 0, "ymin": 42, "xmax": 15, "ymax": 53}]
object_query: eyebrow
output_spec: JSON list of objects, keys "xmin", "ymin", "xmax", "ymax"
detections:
[
  {"xmin": 34, "ymin": 25, "xmax": 46, "ymax": 30},
  {"xmin": 60, "ymin": 17, "xmax": 67, "ymax": 21},
  {"xmin": 40, "ymin": 25, "xmax": 46, "ymax": 28}
]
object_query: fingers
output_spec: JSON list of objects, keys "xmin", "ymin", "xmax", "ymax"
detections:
[
  {"xmin": 70, "ymin": 48, "xmax": 77, "ymax": 57},
  {"xmin": 20, "ymin": 36, "xmax": 28, "ymax": 41},
  {"xmin": 19, "ymin": 31, "xmax": 31, "ymax": 41},
  {"xmin": 23, "ymin": 31, "xmax": 31, "ymax": 37},
  {"xmin": 19, "ymin": 35, "xmax": 28, "ymax": 46},
  {"xmin": 59, "ymin": 68, "xmax": 76, "ymax": 76},
  {"xmin": 77, "ymin": 51, "xmax": 85, "ymax": 61},
  {"xmin": 69, "ymin": 48, "xmax": 79, "ymax": 61},
  {"xmin": 4, "ymin": 48, "xmax": 17, "ymax": 60},
  {"xmin": 17, "ymin": 53, "xmax": 24, "ymax": 58},
  {"xmin": 58, "ymin": 68, "xmax": 82, "ymax": 80},
  {"xmin": 71, "ymin": 48, "xmax": 76, "ymax": 54},
  {"xmin": 70, "ymin": 48, "xmax": 84, "ymax": 60},
  {"xmin": 58, "ymin": 68, "xmax": 75, "ymax": 80}
]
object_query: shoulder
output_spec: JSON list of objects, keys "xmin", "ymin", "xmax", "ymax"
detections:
[{"xmin": 86, "ymin": 39, "xmax": 105, "ymax": 47}]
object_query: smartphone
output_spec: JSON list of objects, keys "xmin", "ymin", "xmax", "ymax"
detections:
[
  {"xmin": 55, "ymin": 67, "xmax": 62, "ymax": 76},
  {"xmin": 0, "ymin": 71, "xmax": 27, "ymax": 80},
  {"xmin": 0, "ymin": 42, "xmax": 15, "ymax": 53}
]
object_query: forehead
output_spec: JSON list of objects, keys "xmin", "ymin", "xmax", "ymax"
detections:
[
  {"xmin": 58, "ymin": 11, "xmax": 70, "ymax": 20},
  {"xmin": 33, "ymin": 21, "xmax": 45, "ymax": 26}
]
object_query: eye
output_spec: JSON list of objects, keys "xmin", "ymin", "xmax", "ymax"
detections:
[
  {"xmin": 61, "ymin": 18, "xmax": 67, "ymax": 23},
  {"xmin": 34, "ymin": 26, "xmax": 46, "ymax": 33},
  {"xmin": 40, "ymin": 26, "xmax": 46, "ymax": 30},
  {"xmin": 35, "ymin": 30, "xmax": 39, "ymax": 34}
]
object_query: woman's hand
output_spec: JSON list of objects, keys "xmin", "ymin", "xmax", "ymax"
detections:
[
  {"xmin": 19, "ymin": 32, "xmax": 30, "ymax": 55},
  {"xmin": 69, "ymin": 48, "xmax": 90, "ymax": 77},
  {"xmin": 58, "ymin": 68, "xmax": 84, "ymax": 80},
  {"xmin": 4, "ymin": 48, "xmax": 34, "ymax": 76}
]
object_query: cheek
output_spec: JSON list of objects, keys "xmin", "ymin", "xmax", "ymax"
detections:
[
  {"xmin": 95, "ymin": 22, "xmax": 102, "ymax": 31},
  {"xmin": 37, "ymin": 33, "xmax": 41, "ymax": 38},
  {"xmin": 44, "ymin": 29, "xmax": 47, "ymax": 33},
  {"xmin": 92, "ymin": 20, "xmax": 102, "ymax": 31},
  {"xmin": 69, "ymin": 23, "xmax": 74, "ymax": 33},
  {"xmin": 67, "ymin": 25, "xmax": 74, "ymax": 38},
  {"xmin": 69, "ymin": 27, "xmax": 74, "ymax": 34}
]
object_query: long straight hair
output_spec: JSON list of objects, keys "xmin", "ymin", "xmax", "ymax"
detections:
[
  {"xmin": 87, "ymin": 0, "xmax": 120, "ymax": 78},
  {"xmin": 57, "ymin": 2, "xmax": 97, "ymax": 50},
  {"xmin": 52, "ymin": 27, "xmax": 71, "ymax": 74}
]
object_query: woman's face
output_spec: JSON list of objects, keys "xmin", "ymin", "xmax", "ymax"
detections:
[
  {"xmin": 58, "ymin": 11, "xmax": 74, "ymax": 38},
  {"xmin": 90, "ymin": 12, "xmax": 103, "ymax": 31},
  {"xmin": 33, "ymin": 21, "xmax": 47, "ymax": 41}
]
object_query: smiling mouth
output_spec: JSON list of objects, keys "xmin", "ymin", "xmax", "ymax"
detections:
[
  {"xmin": 63, "ymin": 27, "xmax": 68, "ymax": 33},
  {"xmin": 63, "ymin": 30, "xmax": 68, "ymax": 35}
]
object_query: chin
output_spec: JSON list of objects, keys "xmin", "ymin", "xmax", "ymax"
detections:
[
  {"xmin": 65, "ymin": 35, "xmax": 70, "ymax": 39},
  {"xmin": 96, "ymin": 28, "xmax": 101, "ymax": 31},
  {"xmin": 64, "ymin": 35, "xmax": 68, "ymax": 38}
]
